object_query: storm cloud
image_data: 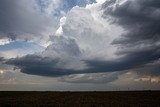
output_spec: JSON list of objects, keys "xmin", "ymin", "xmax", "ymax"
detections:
[
  {"xmin": 102, "ymin": 0, "xmax": 160, "ymax": 75},
  {"xmin": 6, "ymin": 44, "xmax": 160, "ymax": 77},
  {"xmin": 103, "ymin": 0, "xmax": 160, "ymax": 45},
  {"xmin": 0, "ymin": 0, "xmax": 58, "ymax": 45},
  {"xmin": 4, "ymin": 0, "xmax": 160, "ymax": 79}
]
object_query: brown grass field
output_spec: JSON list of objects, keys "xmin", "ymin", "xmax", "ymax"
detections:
[{"xmin": 0, "ymin": 91, "xmax": 160, "ymax": 107}]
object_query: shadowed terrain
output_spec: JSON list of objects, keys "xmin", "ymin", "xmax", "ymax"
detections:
[{"xmin": 0, "ymin": 91, "xmax": 160, "ymax": 107}]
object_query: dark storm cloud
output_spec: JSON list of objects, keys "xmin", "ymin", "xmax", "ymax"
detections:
[
  {"xmin": 86, "ymin": 46, "xmax": 160, "ymax": 72},
  {"xmin": 0, "ymin": 57, "xmax": 5, "ymax": 62},
  {"xmin": 6, "ymin": 55, "xmax": 77, "ymax": 77},
  {"xmin": 0, "ymin": 0, "xmax": 57, "ymax": 41},
  {"xmin": 6, "ymin": 45, "xmax": 160, "ymax": 77},
  {"xmin": 6, "ymin": 54, "xmax": 120, "ymax": 77},
  {"xmin": 0, "ymin": 0, "xmax": 33, "ymax": 40},
  {"xmin": 103, "ymin": 0, "xmax": 160, "ymax": 45},
  {"xmin": 102, "ymin": 0, "xmax": 160, "ymax": 76},
  {"xmin": 6, "ymin": 54, "xmax": 92, "ymax": 77}
]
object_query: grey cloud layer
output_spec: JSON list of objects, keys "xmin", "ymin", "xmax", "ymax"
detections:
[
  {"xmin": 5, "ymin": 0, "xmax": 160, "ymax": 78},
  {"xmin": 0, "ymin": 0, "xmax": 58, "ymax": 42},
  {"xmin": 103, "ymin": 0, "xmax": 160, "ymax": 45},
  {"xmin": 6, "ymin": 43, "xmax": 160, "ymax": 77},
  {"xmin": 102, "ymin": 0, "xmax": 160, "ymax": 76}
]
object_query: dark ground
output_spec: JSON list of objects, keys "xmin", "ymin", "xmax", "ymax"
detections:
[{"xmin": 0, "ymin": 91, "xmax": 160, "ymax": 107}]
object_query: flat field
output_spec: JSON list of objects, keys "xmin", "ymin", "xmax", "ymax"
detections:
[{"xmin": 0, "ymin": 91, "xmax": 160, "ymax": 107}]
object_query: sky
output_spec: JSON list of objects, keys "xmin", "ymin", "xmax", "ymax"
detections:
[{"xmin": 0, "ymin": 0, "xmax": 160, "ymax": 91}]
